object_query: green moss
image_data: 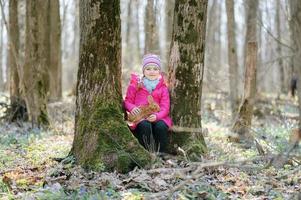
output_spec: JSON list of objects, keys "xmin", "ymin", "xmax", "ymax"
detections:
[
  {"xmin": 38, "ymin": 107, "xmax": 49, "ymax": 126},
  {"xmin": 198, "ymin": 11, "xmax": 204, "ymax": 21},
  {"xmin": 177, "ymin": 13, "xmax": 184, "ymax": 27},
  {"xmin": 189, "ymin": 0, "xmax": 197, "ymax": 7},
  {"xmin": 185, "ymin": 139, "xmax": 207, "ymax": 161},
  {"xmin": 170, "ymin": 131, "xmax": 207, "ymax": 160},
  {"xmin": 116, "ymin": 153, "xmax": 133, "ymax": 173},
  {"xmin": 73, "ymin": 97, "xmax": 151, "ymax": 173},
  {"xmin": 184, "ymin": 26, "xmax": 198, "ymax": 44}
]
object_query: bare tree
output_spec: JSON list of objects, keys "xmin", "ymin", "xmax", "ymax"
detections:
[
  {"xmin": 8, "ymin": 0, "xmax": 27, "ymax": 121},
  {"xmin": 276, "ymin": 0, "xmax": 286, "ymax": 93},
  {"xmin": 48, "ymin": 0, "xmax": 62, "ymax": 101},
  {"xmin": 231, "ymin": 0, "xmax": 258, "ymax": 143},
  {"xmin": 226, "ymin": 0, "xmax": 239, "ymax": 118}
]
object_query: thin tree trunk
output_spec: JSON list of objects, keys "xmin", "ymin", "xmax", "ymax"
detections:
[
  {"xmin": 23, "ymin": 0, "xmax": 50, "ymax": 126},
  {"xmin": 134, "ymin": 0, "xmax": 141, "ymax": 59},
  {"xmin": 232, "ymin": 42, "xmax": 257, "ymax": 142},
  {"xmin": 226, "ymin": 0, "xmax": 239, "ymax": 118},
  {"xmin": 71, "ymin": 0, "xmax": 151, "ymax": 173},
  {"xmin": 276, "ymin": 0, "xmax": 285, "ymax": 93},
  {"xmin": 168, "ymin": 0, "xmax": 208, "ymax": 159},
  {"xmin": 204, "ymin": 0, "xmax": 218, "ymax": 91},
  {"xmin": 48, "ymin": 0, "xmax": 62, "ymax": 101},
  {"xmin": 126, "ymin": 0, "xmax": 132, "ymax": 47},
  {"xmin": 8, "ymin": 0, "xmax": 27, "ymax": 121},
  {"xmin": 232, "ymin": 0, "xmax": 258, "ymax": 143},
  {"xmin": 144, "ymin": 0, "xmax": 159, "ymax": 54},
  {"xmin": 165, "ymin": 0, "xmax": 174, "ymax": 68},
  {"xmin": 245, "ymin": 0, "xmax": 258, "ymax": 44}
]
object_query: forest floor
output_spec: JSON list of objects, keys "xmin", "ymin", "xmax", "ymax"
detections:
[{"xmin": 0, "ymin": 94, "xmax": 300, "ymax": 200}]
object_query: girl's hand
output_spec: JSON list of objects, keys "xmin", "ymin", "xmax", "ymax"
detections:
[
  {"xmin": 131, "ymin": 107, "xmax": 141, "ymax": 116},
  {"xmin": 147, "ymin": 114, "xmax": 156, "ymax": 122}
]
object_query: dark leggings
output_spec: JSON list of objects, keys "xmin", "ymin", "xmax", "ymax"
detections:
[{"xmin": 134, "ymin": 120, "xmax": 169, "ymax": 153}]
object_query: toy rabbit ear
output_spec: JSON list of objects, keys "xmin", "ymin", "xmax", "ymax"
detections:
[{"xmin": 147, "ymin": 95, "xmax": 154, "ymax": 103}]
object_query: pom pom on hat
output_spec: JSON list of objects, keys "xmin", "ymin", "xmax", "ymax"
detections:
[{"xmin": 142, "ymin": 54, "xmax": 161, "ymax": 71}]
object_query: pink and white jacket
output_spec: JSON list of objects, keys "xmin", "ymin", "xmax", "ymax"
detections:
[{"xmin": 124, "ymin": 73, "xmax": 172, "ymax": 130}]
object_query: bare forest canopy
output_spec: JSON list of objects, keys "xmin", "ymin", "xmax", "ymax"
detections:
[{"xmin": 0, "ymin": 0, "xmax": 295, "ymax": 95}]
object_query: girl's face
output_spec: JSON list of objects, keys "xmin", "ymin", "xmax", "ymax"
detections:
[{"xmin": 143, "ymin": 65, "xmax": 160, "ymax": 80}]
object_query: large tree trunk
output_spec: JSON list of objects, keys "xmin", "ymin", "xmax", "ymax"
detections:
[
  {"xmin": 24, "ymin": 0, "xmax": 49, "ymax": 126},
  {"xmin": 71, "ymin": 0, "xmax": 151, "ymax": 173},
  {"xmin": 48, "ymin": 0, "xmax": 62, "ymax": 101},
  {"xmin": 144, "ymin": 0, "xmax": 159, "ymax": 54},
  {"xmin": 226, "ymin": 0, "xmax": 239, "ymax": 119},
  {"xmin": 289, "ymin": 0, "xmax": 301, "ymax": 127},
  {"xmin": 8, "ymin": 0, "xmax": 27, "ymax": 121},
  {"xmin": 168, "ymin": 0, "xmax": 208, "ymax": 159}
]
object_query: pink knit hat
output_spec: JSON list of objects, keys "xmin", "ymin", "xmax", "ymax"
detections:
[{"xmin": 142, "ymin": 54, "xmax": 161, "ymax": 71}]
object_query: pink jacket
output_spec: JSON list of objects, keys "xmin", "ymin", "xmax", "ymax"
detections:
[{"xmin": 124, "ymin": 73, "xmax": 172, "ymax": 130}]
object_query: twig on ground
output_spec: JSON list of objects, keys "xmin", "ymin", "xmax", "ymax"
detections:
[{"xmin": 148, "ymin": 156, "xmax": 270, "ymax": 199}]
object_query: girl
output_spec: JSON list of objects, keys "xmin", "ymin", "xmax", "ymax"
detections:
[{"xmin": 124, "ymin": 54, "xmax": 172, "ymax": 153}]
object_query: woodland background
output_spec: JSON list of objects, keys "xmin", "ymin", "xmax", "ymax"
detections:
[{"xmin": 0, "ymin": 0, "xmax": 300, "ymax": 199}]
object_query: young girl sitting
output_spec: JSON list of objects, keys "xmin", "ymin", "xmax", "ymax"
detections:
[{"xmin": 124, "ymin": 54, "xmax": 172, "ymax": 153}]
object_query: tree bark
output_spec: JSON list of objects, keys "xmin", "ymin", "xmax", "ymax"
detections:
[
  {"xmin": 226, "ymin": 0, "xmax": 239, "ymax": 119},
  {"xmin": 71, "ymin": 0, "xmax": 151, "ymax": 173},
  {"xmin": 48, "ymin": 0, "xmax": 62, "ymax": 101},
  {"xmin": 232, "ymin": 42, "xmax": 257, "ymax": 141},
  {"xmin": 144, "ymin": 0, "xmax": 159, "ymax": 54},
  {"xmin": 24, "ymin": 0, "xmax": 50, "ymax": 126},
  {"xmin": 245, "ymin": 0, "xmax": 258, "ymax": 43},
  {"xmin": 168, "ymin": 0, "xmax": 208, "ymax": 159}
]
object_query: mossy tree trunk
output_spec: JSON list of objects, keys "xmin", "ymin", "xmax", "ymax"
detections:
[
  {"xmin": 71, "ymin": 0, "xmax": 151, "ymax": 173},
  {"xmin": 24, "ymin": 0, "xmax": 49, "ymax": 126},
  {"xmin": 144, "ymin": 0, "xmax": 159, "ymax": 54},
  {"xmin": 8, "ymin": 0, "xmax": 27, "ymax": 121},
  {"xmin": 289, "ymin": 0, "xmax": 301, "ymax": 127},
  {"xmin": 48, "ymin": 0, "xmax": 62, "ymax": 101},
  {"xmin": 232, "ymin": 42, "xmax": 257, "ymax": 142},
  {"xmin": 168, "ymin": 0, "xmax": 208, "ymax": 159},
  {"xmin": 226, "ymin": 0, "xmax": 239, "ymax": 119}
]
